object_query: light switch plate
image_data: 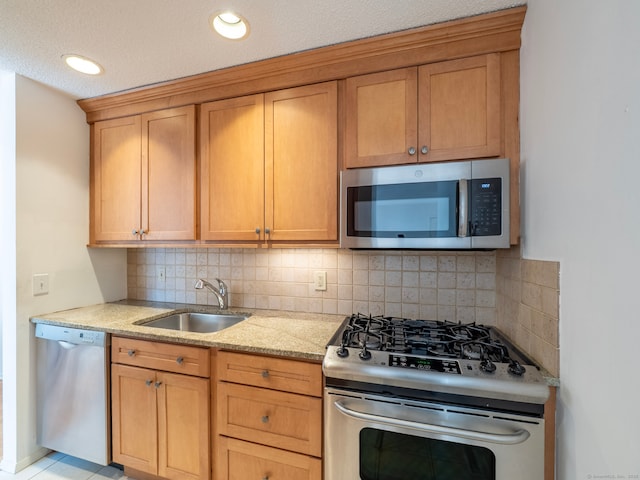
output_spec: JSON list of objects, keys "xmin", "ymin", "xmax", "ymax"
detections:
[
  {"xmin": 314, "ymin": 271, "xmax": 327, "ymax": 291},
  {"xmin": 33, "ymin": 273, "xmax": 49, "ymax": 296}
]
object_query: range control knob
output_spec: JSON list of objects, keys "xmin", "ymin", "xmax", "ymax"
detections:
[
  {"xmin": 359, "ymin": 347, "xmax": 372, "ymax": 361},
  {"xmin": 508, "ymin": 360, "xmax": 526, "ymax": 376},
  {"xmin": 479, "ymin": 359, "xmax": 496, "ymax": 373},
  {"xmin": 336, "ymin": 346, "xmax": 349, "ymax": 358}
]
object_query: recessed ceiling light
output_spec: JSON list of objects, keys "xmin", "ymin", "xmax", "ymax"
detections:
[
  {"xmin": 62, "ymin": 54, "xmax": 103, "ymax": 75},
  {"xmin": 210, "ymin": 11, "xmax": 249, "ymax": 40}
]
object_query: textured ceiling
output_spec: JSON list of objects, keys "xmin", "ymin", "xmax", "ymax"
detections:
[{"xmin": 0, "ymin": 0, "xmax": 526, "ymax": 100}]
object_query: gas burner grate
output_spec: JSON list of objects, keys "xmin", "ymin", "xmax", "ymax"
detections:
[{"xmin": 338, "ymin": 313, "xmax": 513, "ymax": 363}]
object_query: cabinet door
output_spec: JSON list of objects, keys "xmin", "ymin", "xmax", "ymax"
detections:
[
  {"xmin": 92, "ymin": 116, "xmax": 142, "ymax": 241},
  {"xmin": 142, "ymin": 106, "xmax": 196, "ymax": 241},
  {"xmin": 265, "ymin": 81, "xmax": 338, "ymax": 241},
  {"xmin": 200, "ymin": 95, "xmax": 265, "ymax": 241},
  {"xmin": 344, "ymin": 68, "xmax": 418, "ymax": 168},
  {"xmin": 157, "ymin": 372, "xmax": 210, "ymax": 480},
  {"xmin": 418, "ymin": 53, "xmax": 501, "ymax": 162},
  {"xmin": 111, "ymin": 364, "xmax": 158, "ymax": 474}
]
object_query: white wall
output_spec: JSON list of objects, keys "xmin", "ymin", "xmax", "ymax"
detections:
[
  {"xmin": 0, "ymin": 74, "xmax": 127, "ymax": 473},
  {"xmin": 521, "ymin": 1, "xmax": 640, "ymax": 478}
]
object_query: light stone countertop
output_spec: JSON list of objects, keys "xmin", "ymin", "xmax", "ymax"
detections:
[{"xmin": 30, "ymin": 300, "xmax": 345, "ymax": 362}]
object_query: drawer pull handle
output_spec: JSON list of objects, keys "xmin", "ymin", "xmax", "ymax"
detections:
[
  {"xmin": 145, "ymin": 379, "xmax": 152, "ymax": 386},
  {"xmin": 261, "ymin": 415, "xmax": 269, "ymax": 424},
  {"xmin": 127, "ymin": 349, "xmax": 136, "ymax": 357},
  {"xmin": 176, "ymin": 356, "xmax": 184, "ymax": 365},
  {"xmin": 261, "ymin": 370, "xmax": 269, "ymax": 379}
]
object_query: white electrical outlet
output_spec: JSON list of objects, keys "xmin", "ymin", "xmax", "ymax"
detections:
[
  {"xmin": 314, "ymin": 271, "xmax": 327, "ymax": 291},
  {"xmin": 33, "ymin": 273, "xmax": 49, "ymax": 296},
  {"xmin": 156, "ymin": 266, "xmax": 166, "ymax": 284}
]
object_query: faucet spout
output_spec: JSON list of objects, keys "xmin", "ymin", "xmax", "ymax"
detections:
[{"xmin": 194, "ymin": 278, "xmax": 228, "ymax": 310}]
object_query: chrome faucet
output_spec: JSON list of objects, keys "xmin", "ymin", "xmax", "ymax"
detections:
[{"xmin": 194, "ymin": 278, "xmax": 228, "ymax": 310}]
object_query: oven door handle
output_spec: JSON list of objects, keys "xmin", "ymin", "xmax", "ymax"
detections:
[{"xmin": 334, "ymin": 401, "xmax": 530, "ymax": 445}]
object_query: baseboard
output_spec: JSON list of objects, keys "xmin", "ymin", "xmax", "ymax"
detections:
[{"xmin": 0, "ymin": 446, "xmax": 50, "ymax": 474}]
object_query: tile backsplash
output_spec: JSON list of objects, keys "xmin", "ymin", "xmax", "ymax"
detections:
[
  {"xmin": 496, "ymin": 246, "xmax": 560, "ymax": 377},
  {"xmin": 128, "ymin": 246, "xmax": 559, "ymax": 377},
  {"xmin": 128, "ymin": 249, "xmax": 498, "ymax": 323}
]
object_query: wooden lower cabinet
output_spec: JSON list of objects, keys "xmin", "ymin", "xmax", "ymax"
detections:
[
  {"xmin": 215, "ymin": 351, "xmax": 323, "ymax": 480},
  {"xmin": 217, "ymin": 382, "xmax": 322, "ymax": 457},
  {"xmin": 216, "ymin": 437, "xmax": 321, "ymax": 480},
  {"xmin": 111, "ymin": 338, "xmax": 210, "ymax": 480}
]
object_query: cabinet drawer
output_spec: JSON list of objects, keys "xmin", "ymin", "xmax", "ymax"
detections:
[
  {"xmin": 217, "ymin": 382, "xmax": 322, "ymax": 457},
  {"xmin": 217, "ymin": 350, "xmax": 322, "ymax": 396},
  {"xmin": 112, "ymin": 336, "xmax": 209, "ymax": 377},
  {"xmin": 216, "ymin": 436, "xmax": 321, "ymax": 480}
]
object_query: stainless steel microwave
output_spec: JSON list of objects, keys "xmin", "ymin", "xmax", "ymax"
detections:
[{"xmin": 340, "ymin": 158, "xmax": 510, "ymax": 249}]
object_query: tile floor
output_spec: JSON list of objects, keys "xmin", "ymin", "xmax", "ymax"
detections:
[{"xmin": 0, "ymin": 453, "xmax": 126, "ymax": 480}]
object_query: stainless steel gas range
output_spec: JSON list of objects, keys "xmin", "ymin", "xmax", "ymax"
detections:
[{"xmin": 323, "ymin": 314, "xmax": 550, "ymax": 480}]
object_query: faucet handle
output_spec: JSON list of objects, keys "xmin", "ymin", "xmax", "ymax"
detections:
[{"xmin": 215, "ymin": 278, "xmax": 227, "ymax": 294}]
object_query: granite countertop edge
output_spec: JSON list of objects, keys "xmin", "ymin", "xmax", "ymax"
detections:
[
  {"xmin": 30, "ymin": 300, "xmax": 345, "ymax": 362},
  {"xmin": 30, "ymin": 300, "xmax": 560, "ymax": 387}
]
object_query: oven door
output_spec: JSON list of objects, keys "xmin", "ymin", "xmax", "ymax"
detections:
[{"xmin": 324, "ymin": 388, "xmax": 545, "ymax": 480}]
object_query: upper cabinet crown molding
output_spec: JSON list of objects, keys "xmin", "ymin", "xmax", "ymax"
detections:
[{"xmin": 77, "ymin": 6, "xmax": 526, "ymax": 124}]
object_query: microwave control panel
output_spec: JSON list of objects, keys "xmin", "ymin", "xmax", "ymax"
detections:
[{"xmin": 469, "ymin": 178, "xmax": 502, "ymax": 236}]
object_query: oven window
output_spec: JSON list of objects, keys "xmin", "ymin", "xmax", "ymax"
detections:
[{"xmin": 359, "ymin": 428, "xmax": 495, "ymax": 480}]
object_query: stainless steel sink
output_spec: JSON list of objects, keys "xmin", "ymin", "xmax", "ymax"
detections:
[{"xmin": 140, "ymin": 312, "xmax": 248, "ymax": 333}]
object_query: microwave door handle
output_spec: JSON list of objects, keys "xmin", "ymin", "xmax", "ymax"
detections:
[
  {"xmin": 458, "ymin": 179, "xmax": 469, "ymax": 237},
  {"xmin": 334, "ymin": 401, "xmax": 530, "ymax": 445}
]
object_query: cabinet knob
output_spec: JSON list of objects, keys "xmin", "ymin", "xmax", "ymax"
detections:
[
  {"xmin": 131, "ymin": 229, "xmax": 139, "ymax": 236},
  {"xmin": 265, "ymin": 228, "xmax": 271, "ymax": 235},
  {"xmin": 154, "ymin": 381, "xmax": 162, "ymax": 389},
  {"xmin": 261, "ymin": 370, "xmax": 270, "ymax": 379},
  {"xmin": 255, "ymin": 227, "xmax": 261, "ymax": 235},
  {"xmin": 263, "ymin": 477, "xmax": 269, "ymax": 480},
  {"xmin": 145, "ymin": 379, "xmax": 152, "ymax": 386},
  {"xmin": 408, "ymin": 147, "xmax": 417, "ymax": 155},
  {"xmin": 140, "ymin": 229, "xmax": 148, "ymax": 237},
  {"xmin": 421, "ymin": 145, "xmax": 429, "ymax": 155},
  {"xmin": 176, "ymin": 356, "xmax": 184, "ymax": 365},
  {"xmin": 127, "ymin": 349, "xmax": 136, "ymax": 357},
  {"xmin": 261, "ymin": 415, "xmax": 269, "ymax": 424}
]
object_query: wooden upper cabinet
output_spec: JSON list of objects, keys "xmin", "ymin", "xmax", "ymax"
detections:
[
  {"xmin": 200, "ymin": 95, "xmax": 265, "ymax": 241},
  {"xmin": 419, "ymin": 54, "xmax": 501, "ymax": 162},
  {"xmin": 142, "ymin": 107, "xmax": 197, "ymax": 241},
  {"xmin": 265, "ymin": 82, "xmax": 338, "ymax": 242},
  {"xmin": 345, "ymin": 68, "xmax": 418, "ymax": 168},
  {"xmin": 92, "ymin": 115, "xmax": 142, "ymax": 241},
  {"xmin": 200, "ymin": 81, "xmax": 338, "ymax": 244},
  {"xmin": 345, "ymin": 53, "xmax": 501, "ymax": 168},
  {"xmin": 91, "ymin": 105, "xmax": 196, "ymax": 243}
]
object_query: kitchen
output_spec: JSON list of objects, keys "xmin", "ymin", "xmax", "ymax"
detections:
[{"xmin": 1, "ymin": 1, "xmax": 639, "ymax": 479}]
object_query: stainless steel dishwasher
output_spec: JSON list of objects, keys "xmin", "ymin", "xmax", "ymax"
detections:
[{"xmin": 35, "ymin": 323, "xmax": 110, "ymax": 465}]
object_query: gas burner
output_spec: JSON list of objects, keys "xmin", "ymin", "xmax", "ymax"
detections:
[{"xmin": 333, "ymin": 313, "xmax": 523, "ymax": 366}]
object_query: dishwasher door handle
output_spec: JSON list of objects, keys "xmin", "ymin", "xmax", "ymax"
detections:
[
  {"xmin": 57, "ymin": 340, "xmax": 78, "ymax": 350},
  {"xmin": 334, "ymin": 400, "xmax": 531, "ymax": 445}
]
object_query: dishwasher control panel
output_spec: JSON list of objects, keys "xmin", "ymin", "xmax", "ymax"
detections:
[{"xmin": 35, "ymin": 323, "xmax": 107, "ymax": 347}]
